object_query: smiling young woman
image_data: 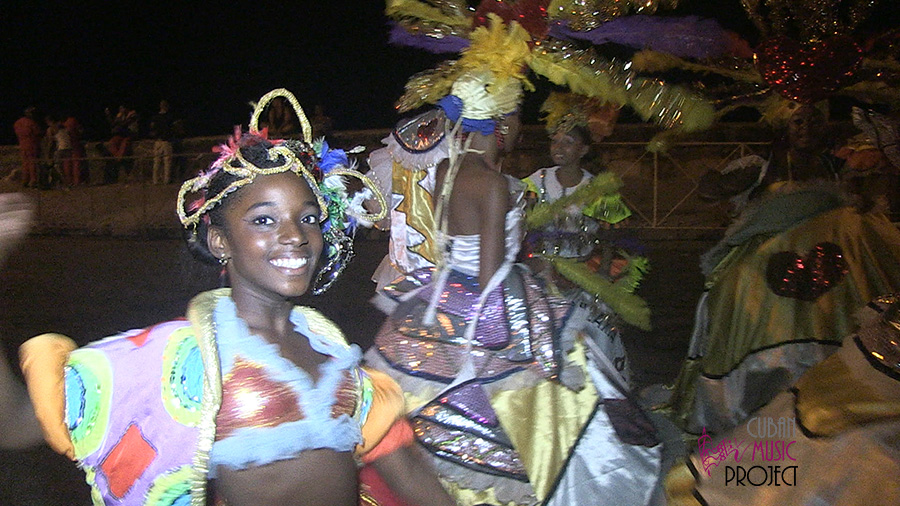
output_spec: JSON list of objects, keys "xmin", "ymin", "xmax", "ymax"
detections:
[{"xmin": 3, "ymin": 89, "xmax": 454, "ymax": 506}]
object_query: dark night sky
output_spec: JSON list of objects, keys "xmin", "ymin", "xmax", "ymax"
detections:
[
  {"xmin": 1, "ymin": 2, "xmax": 446, "ymax": 144},
  {"xmin": 1, "ymin": 1, "xmax": 895, "ymax": 145}
]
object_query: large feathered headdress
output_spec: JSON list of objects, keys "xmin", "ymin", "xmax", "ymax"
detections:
[
  {"xmin": 388, "ymin": 0, "xmax": 725, "ymax": 148},
  {"xmin": 389, "ymin": 0, "xmax": 899, "ymax": 145}
]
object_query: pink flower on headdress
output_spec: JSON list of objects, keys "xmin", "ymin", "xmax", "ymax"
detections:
[
  {"xmin": 190, "ymin": 168, "xmax": 219, "ymax": 192},
  {"xmin": 211, "ymin": 125, "xmax": 244, "ymax": 168},
  {"xmin": 196, "ymin": 125, "xmax": 289, "ymax": 193},
  {"xmin": 185, "ymin": 194, "xmax": 211, "ymax": 225},
  {"xmin": 190, "ymin": 126, "xmax": 240, "ymax": 192},
  {"xmin": 187, "ymin": 196, "xmax": 205, "ymax": 213}
]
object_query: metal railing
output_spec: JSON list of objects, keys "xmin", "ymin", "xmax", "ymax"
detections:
[
  {"xmin": 3, "ymin": 139, "xmax": 777, "ymax": 232},
  {"xmin": 605, "ymin": 141, "xmax": 771, "ymax": 229}
]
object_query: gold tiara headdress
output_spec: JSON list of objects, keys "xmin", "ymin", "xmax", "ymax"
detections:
[{"xmin": 176, "ymin": 89, "xmax": 386, "ymax": 230}]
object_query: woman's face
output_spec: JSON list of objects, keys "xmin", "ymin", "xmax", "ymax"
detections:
[
  {"xmin": 471, "ymin": 112, "xmax": 522, "ymax": 168},
  {"xmin": 788, "ymin": 105, "xmax": 827, "ymax": 152},
  {"xmin": 550, "ymin": 130, "xmax": 589, "ymax": 168},
  {"xmin": 208, "ymin": 172, "xmax": 323, "ymax": 302}
]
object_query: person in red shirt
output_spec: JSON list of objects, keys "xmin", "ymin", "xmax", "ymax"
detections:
[
  {"xmin": 13, "ymin": 107, "xmax": 42, "ymax": 188},
  {"xmin": 63, "ymin": 116, "xmax": 85, "ymax": 186}
]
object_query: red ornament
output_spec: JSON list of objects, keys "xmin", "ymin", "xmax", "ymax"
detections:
[
  {"xmin": 765, "ymin": 242, "xmax": 848, "ymax": 301},
  {"xmin": 756, "ymin": 35, "xmax": 863, "ymax": 104},
  {"xmin": 473, "ymin": 0, "xmax": 550, "ymax": 41}
]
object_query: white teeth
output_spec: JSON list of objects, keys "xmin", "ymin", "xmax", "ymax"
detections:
[{"xmin": 271, "ymin": 257, "xmax": 308, "ymax": 269}]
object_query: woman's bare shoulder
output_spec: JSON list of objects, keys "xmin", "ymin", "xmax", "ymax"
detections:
[{"xmin": 456, "ymin": 168, "xmax": 507, "ymax": 197}]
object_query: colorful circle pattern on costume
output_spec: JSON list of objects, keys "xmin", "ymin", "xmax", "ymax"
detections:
[
  {"xmin": 65, "ymin": 348, "xmax": 113, "ymax": 459},
  {"xmin": 161, "ymin": 327, "xmax": 204, "ymax": 426},
  {"xmin": 144, "ymin": 465, "xmax": 193, "ymax": 506}
]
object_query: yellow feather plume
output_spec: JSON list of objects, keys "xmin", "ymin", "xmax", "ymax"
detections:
[
  {"xmin": 395, "ymin": 60, "xmax": 463, "ymax": 114},
  {"xmin": 631, "ymin": 50, "xmax": 763, "ymax": 83},
  {"xmin": 457, "ymin": 14, "xmax": 533, "ymax": 93},
  {"xmin": 385, "ymin": 0, "xmax": 471, "ymax": 29},
  {"xmin": 529, "ymin": 50, "xmax": 629, "ymax": 105},
  {"xmin": 549, "ymin": 257, "xmax": 652, "ymax": 330},
  {"xmin": 394, "ymin": 14, "xmax": 535, "ymax": 113},
  {"xmin": 530, "ymin": 49, "xmax": 714, "ymax": 133}
]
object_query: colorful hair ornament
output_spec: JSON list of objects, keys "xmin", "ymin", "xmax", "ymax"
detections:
[
  {"xmin": 176, "ymin": 88, "xmax": 387, "ymax": 294},
  {"xmin": 541, "ymin": 91, "xmax": 621, "ymax": 142}
]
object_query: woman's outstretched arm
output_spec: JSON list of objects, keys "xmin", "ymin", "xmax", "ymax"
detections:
[
  {"xmin": 370, "ymin": 443, "xmax": 456, "ymax": 506},
  {"xmin": 0, "ymin": 193, "xmax": 33, "ymax": 265},
  {"xmin": 0, "ymin": 193, "xmax": 43, "ymax": 449}
]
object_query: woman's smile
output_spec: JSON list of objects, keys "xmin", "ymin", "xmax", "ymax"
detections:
[
  {"xmin": 270, "ymin": 256, "xmax": 309, "ymax": 270},
  {"xmin": 269, "ymin": 253, "xmax": 311, "ymax": 273}
]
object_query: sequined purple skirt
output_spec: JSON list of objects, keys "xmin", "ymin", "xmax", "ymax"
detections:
[
  {"xmin": 374, "ymin": 265, "xmax": 573, "ymax": 384},
  {"xmin": 414, "ymin": 380, "xmax": 528, "ymax": 482}
]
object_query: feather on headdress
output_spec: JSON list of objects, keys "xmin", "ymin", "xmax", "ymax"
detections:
[
  {"xmin": 388, "ymin": 0, "xmax": 899, "ymax": 146},
  {"xmin": 541, "ymin": 91, "xmax": 621, "ymax": 142},
  {"xmin": 397, "ymin": 14, "xmax": 532, "ymax": 121}
]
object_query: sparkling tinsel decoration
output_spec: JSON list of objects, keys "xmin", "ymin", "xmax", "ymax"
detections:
[
  {"xmin": 741, "ymin": 0, "xmax": 879, "ymax": 40},
  {"xmin": 756, "ymin": 35, "xmax": 864, "ymax": 103},
  {"xmin": 548, "ymin": 0, "xmax": 680, "ymax": 29}
]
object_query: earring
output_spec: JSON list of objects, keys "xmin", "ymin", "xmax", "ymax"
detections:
[{"xmin": 218, "ymin": 256, "xmax": 230, "ymax": 288}]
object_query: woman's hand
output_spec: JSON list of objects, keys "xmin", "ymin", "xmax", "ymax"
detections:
[{"xmin": 0, "ymin": 193, "xmax": 35, "ymax": 266}]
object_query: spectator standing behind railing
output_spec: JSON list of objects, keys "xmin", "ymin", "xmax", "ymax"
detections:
[
  {"xmin": 63, "ymin": 115, "xmax": 84, "ymax": 186},
  {"xmin": 40, "ymin": 115, "xmax": 59, "ymax": 189},
  {"xmin": 149, "ymin": 99, "xmax": 176, "ymax": 185},
  {"xmin": 13, "ymin": 106, "xmax": 42, "ymax": 188},
  {"xmin": 54, "ymin": 118, "xmax": 73, "ymax": 187},
  {"xmin": 103, "ymin": 105, "xmax": 139, "ymax": 184}
]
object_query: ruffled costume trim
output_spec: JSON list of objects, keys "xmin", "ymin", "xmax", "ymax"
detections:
[
  {"xmin": 207, "ymin": 297, "xmax": 363, "ymax": 476},
  {"xmin": 549, "ymin": 257, "xmax": 652, "ymax": 330},
  {"xmin": 368, "ymin": 134, "xmax": 443, "ymax": 298},
  {"xmin": 373, "ymin": 265, "xmax": 576, "ymax": 393},
  {"xmin": 524, "ymin": 171, "xmax": 631, "ymax": 228}
]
